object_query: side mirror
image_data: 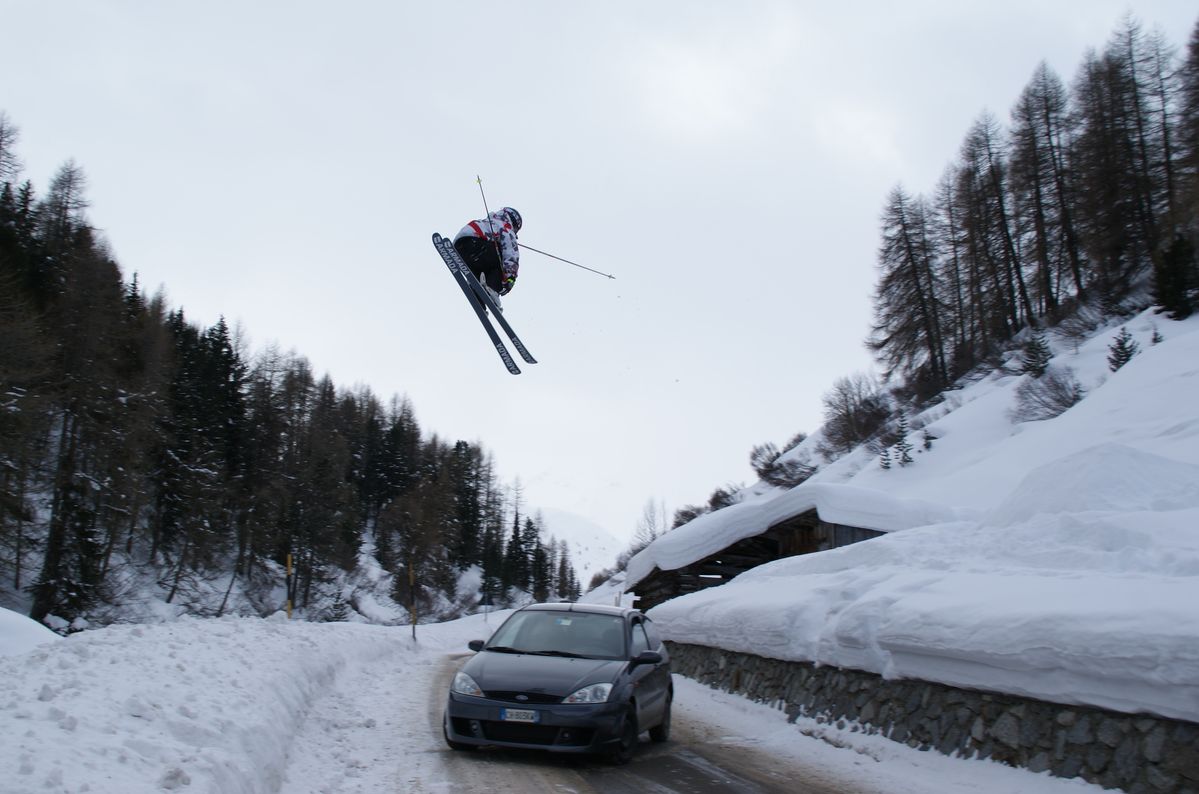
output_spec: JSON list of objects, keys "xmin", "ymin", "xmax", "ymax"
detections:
[
  {"xmin": 468, "ymin": 639, "xmax": 485, "ymax": 652},
  {"xmin": 631, "ymin": 650, "xmax": 663, "ymax": 666}
]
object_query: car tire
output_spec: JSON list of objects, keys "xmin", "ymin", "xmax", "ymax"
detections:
[
  {"xmin": 608, "ymin": 708, "xmax": 639, "ymax": 765},
  {"xmin": 443, "ymin": 713, "xmax": 476, "ymax": 752},
  {"xmin": 648, "ymin": 694, "xmax": 672, "ymax": 743}
]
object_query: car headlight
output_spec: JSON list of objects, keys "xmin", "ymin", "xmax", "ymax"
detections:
[
  {"xmin": 451, "ymin": 671, "xmax": 483, "ymax": 697},
  {"xmin": 564, "ymin": 683, "xmax": 612, "ymax": 704}
]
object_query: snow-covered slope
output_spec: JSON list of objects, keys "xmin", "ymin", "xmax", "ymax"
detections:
[
  {"xmin": 0, "ymin": 614, "xmax": 502, "ymax": 794},
  {"xmin": 540, "ymin": 507, "xmax": 626, "ymax": 588},
  {"xmin": 0, "ymin": 607, "xmax": 62, "ymax": 658},
  {"xmin": 638, "ymin": 310, "xmax": 1199, "ymax": 721}
]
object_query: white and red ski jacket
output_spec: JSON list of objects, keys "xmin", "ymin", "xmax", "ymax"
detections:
[{"xmin": 454, "ymin": 210, "xmax": 520, "ymax": 280}]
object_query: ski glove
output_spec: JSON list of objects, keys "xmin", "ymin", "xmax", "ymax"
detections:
[{"xmin": 500, "ymin": 274, "xmax": 516, "ymax": 295}]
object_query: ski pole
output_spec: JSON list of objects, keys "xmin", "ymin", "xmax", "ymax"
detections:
[
  {"xmin": 476, "ymin": 175, "xmax": 505, "ymax": 266},
  {"xmin": 518, "ymin": 243, "xmax": 615, "ymax": 279},
  {"xmin": 476, "ymin": 175, "xmax": 495, "ymax": 227},
  {"xmin": 477, "ymin": 176, "xmax": 614, "ymax": 279}
]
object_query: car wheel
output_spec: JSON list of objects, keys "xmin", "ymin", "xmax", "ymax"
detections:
[
  {"xmin": 443, "ymin": 713, "xmax": 476, "ymax": 752},
  {"xmin": 608, "ymin": 708, "xmax": 639, "ymax": 765},
  {"xmin": 648, "ymin": 694, "xmax": 672, "ymax": 743}
]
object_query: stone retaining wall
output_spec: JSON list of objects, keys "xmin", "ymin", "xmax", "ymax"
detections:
[{"xmin": 666, "ymin": 641, "xmax": 1199, "ymax": 793}]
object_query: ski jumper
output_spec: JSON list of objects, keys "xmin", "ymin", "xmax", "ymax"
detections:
[{"xmin": 453, "ymin": 211, "xmax": 520, "ymax": 294}]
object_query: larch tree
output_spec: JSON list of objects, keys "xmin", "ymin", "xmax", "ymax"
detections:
[
  {"xmin": 869, "ymin": 186, "xmax": 949, "ymax": 392},
  {"xmin": 1009, "ymin": 62, "xmax": 1084, "ymax": 315}
]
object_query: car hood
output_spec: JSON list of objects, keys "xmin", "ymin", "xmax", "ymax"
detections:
[{"xmin": 463, "ymin": 651, "xmax": 626, "ymax": 697}]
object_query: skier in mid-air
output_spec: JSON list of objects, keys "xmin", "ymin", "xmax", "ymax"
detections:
[
  {"xmin": 433, "ymin": 199, "xmax": 607, "ymax": 373},
  {"xmin": 453, "ymin": 207, "xmax": 522, "ymax": 307}
]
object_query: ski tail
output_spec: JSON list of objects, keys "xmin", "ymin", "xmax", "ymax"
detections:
[
  {"xmin": 464, "ymin": 271, "xmax": 537, "ymax": 365},
  {"xmin": 433, "ymin": 233, "xmax": 521, "ymax": 374}
]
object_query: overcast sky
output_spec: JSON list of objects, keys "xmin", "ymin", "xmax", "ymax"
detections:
[{"xmin": 3, "ymin": 1, "xmax": 1195, "ymax": 543}]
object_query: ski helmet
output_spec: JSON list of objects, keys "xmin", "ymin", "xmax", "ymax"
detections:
[{"xmin": 502, "ymin": 207, "xmax": 522, "ymax": 233}]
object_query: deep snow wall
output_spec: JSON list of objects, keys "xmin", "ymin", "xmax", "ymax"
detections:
[{"xmin": 667, "ymin": 642, "xmax": 1199, "ymax": 793}]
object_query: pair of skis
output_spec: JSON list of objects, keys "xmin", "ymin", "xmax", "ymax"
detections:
[{"xmin": 432, "ymin": 233, "xmax": 537, "ymax": 375}]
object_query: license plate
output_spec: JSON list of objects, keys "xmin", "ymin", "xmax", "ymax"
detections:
[{"xmin": 500, "ymin": 708, "xmax": 539, "ymax": 723}]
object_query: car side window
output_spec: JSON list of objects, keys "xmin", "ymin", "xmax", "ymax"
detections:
[
  {"xmin": 642, "ymin": 618, "xmax": 662, "ymax": 649},
  {"xmin": 630, "ymin": 621, "xmax": 650, "ymax": 656}
]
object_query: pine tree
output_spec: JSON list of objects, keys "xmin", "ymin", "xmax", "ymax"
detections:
[
  {"xmin": 530, "ymin": 530, "xmax": 551, "ymax": 603},
  {"xmin": 326, "ymin": 592, "xmax": 352, "ymax": 622},
  {"xmin": 503, "ymin": 514, "xmax": 527, "ymax": 591},
  {"xmin": 1107, "ymin": 327, "xmax": 1141, "ymax": 371},
  {"xmin": 1020, "ymin": 332, "xmax": 1053, "ymax": 377},
  {"xmin": 1179, "ymin": 19, "xmax": 1199, "ymax": 225},
  {"xmin": 894, "ymin": 413, "xmax": 914, "ymax": 467},
  {"xmin": 555, "ymin": 542, "xmax": 574, "ymax": 600},
  {"xmin": 879, "ymin": 446, "xmax": 892, "ymax": 470},
  {"xmin": 1153, "ymin": 234, "xmax": 1196, "ymax": 319},
  {"xmin": 0, "ymin": 112, "xmax": 20, "ymax": 183}
]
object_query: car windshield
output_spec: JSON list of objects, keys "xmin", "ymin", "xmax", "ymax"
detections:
[{"xmin": 487, "ymin": 610, "xmax": 626, "ymax": 660}]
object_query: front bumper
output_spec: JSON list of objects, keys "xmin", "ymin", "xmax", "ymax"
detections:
[{"xmin": 445, "ymin": 691, "xmax": 626, "ymax": 754}]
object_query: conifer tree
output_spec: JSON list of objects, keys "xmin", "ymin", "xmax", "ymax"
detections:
[
  {"xmin": 1009, "ymin": 62, "xmax": 1085, "ymax": 313},
  {"xmin": 1071, "ymin": 18, "xmax": 1172, "ymax": 310},
  {"xmin": 1020, "ymin": 332, "xmax": 1053, "ymax": 377},
  {"xmin": 555, "ymin": 542, "xmax": 574, "ymax": 600},
  {"xmin": 1153, "ymin": 234, "xmax": 1197, "ymax": 319},
  {"xmin": 1107, "ymin": 327, "xmax": 1141, "ymax": 371},
  {"xmin": 894, "ymin": 414, "xmax": 914, "ymax": 467},
  {"xmin": 503, "ymin": 512, "xmax": 527, "ymax": 591},
  {"xmin": 869, "ymin": 187, "xmax": 949, "ymax": 391},
  {"xmin": 1179, "ymin": 19, "xmax": 1199, "ymax": 223},
  {"xmin": 958, "ymin": 114, "xmax": 1034, "ymax": 335},
  {"xmin": 0, "ymin": 112, "xmax": 20, "ymax": 182},
  {"xmin": 28, "ymin": 167, "xmax": 133, "ymax": 621},
  {"xmin": 530, "ymin": 528, "xmax": 551, "ymax": 602}
]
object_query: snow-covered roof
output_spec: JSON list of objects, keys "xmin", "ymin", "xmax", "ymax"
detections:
[{"xmin": 624, "ymin": 482, "xmax": 966, "ymax": 589}]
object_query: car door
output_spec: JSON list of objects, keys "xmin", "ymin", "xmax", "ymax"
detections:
[
  {"xmin": 629, "ymin": 617, "xmax": 669, "ymax": 727},
  {"xmin": 641, "ymin": 616, "xmax": 671, "ymax": 709}
]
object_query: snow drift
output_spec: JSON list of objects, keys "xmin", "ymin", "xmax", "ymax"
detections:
[{"xmin": 640, "ymin": 311, "xmax": 1199, "ymax": 722}]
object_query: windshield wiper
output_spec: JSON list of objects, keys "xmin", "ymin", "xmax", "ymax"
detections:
[
  {"xmin": 484, "ymin": 645, "xmax": 527, "ymax": 654},
  {"xmin": 525, "ymin": 649, "xmax": 588, "ymax": 658}
]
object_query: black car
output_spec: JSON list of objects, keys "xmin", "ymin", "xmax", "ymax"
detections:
[{"xmin": 443, "ymin": 602, "xmax": 672, "ymax": 763}]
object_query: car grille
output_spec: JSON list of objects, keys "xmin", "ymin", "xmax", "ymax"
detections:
[
  {"xmin": 484, "ymin": 721, "xmax": 594, "ymax": 746},
  {"xmin": 483, "ymin": 690, "xmax": 562, "ymax": 705},
  {"xmin": 450, "ymin": 717, "xmax": 594, "ymax": 747}
]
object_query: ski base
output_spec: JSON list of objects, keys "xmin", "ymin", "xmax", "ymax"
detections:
[{"xmin": 433, "ymin": 233, "xmax": 536, "ymax": 374}]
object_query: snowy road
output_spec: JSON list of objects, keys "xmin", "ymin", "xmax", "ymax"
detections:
[
  {"xmin": 1, "ymin": 615, "xmax": 1099, "ymax": 793},
  {"xmin": 281, "ymin": 648, "xmax": 853, "ymax": 794}
]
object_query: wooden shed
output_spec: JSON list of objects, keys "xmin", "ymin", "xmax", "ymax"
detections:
[{"xmin": 632, "ymin": 509, "xmax": 883, "ymax": 611}]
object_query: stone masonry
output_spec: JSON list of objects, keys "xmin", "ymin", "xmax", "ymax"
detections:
[{"xmin": 666, "ymin": 642, "xmax": 1199, "ymax": 793}]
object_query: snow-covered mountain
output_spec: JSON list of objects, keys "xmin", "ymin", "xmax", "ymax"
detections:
[
  {"xmin": 539, "ymin": 507, "xmax": 627, "ymax": 588},
  {"xmin": 627, "ymin": 308, "xmax": 1199, "ymax": 722}
]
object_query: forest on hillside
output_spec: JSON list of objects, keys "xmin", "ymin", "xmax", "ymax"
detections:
[
  {"xmin": 0, "ymin": 121, "xmax": 580, "ymax": 626},
  {"xmin": 667, "ymin": 15, "xmax": 1199, "ymax": 532},
  {"xmin": 869, "ymin": 16, "xmax": 1199, "ymax": 399}
]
